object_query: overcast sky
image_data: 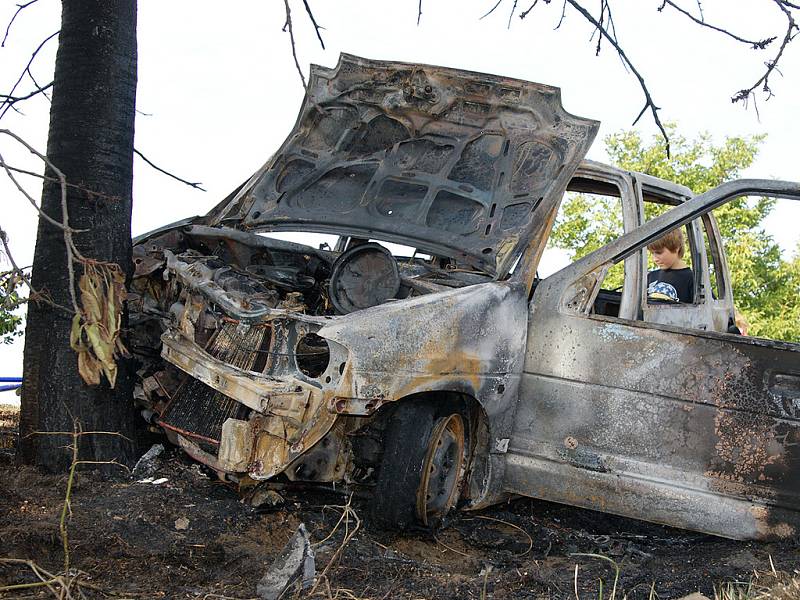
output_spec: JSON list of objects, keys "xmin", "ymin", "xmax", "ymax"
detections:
[{"xmin": 0, "ymin": 0, "xmax": 798, "ymax": 376}]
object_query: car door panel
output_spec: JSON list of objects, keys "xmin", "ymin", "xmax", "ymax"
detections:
[
  {"xmin": 506, "ymin": 179, "xmax": 800, "ymax": 540},
  {"xmin": 507, "ymin": 312, "xmax": 800, "ymax": 539}
]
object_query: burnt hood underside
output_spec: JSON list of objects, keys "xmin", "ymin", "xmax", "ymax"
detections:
[{"xmin": 210, "ymin": 54, "xmax": 599, "ymax": 276}]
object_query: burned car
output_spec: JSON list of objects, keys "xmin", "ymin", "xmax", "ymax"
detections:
[{"xmin": 130, "ymin": 54, "xmax": 800, "ymax": 539}]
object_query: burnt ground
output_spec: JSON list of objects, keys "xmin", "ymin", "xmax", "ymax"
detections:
[{"xmin": 1, "ymin": 402, "xmax": 798, "ymax": 600}]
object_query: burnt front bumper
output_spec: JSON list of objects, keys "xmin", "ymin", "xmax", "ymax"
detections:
[{"xmin": 158, "ymin": 326, "xmax": 342, "ymax": 479}]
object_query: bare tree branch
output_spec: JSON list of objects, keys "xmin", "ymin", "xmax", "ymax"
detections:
[
  {"xmin": 555, "ymin": 0, "xmax": 569, "ymax": 29},
  {"xmin": 695, "ymin": 0, "xmax": 704, "ymax": 20},
  {"xmin": 417, "ymin": 0, "xmax": 423, "ymax": 25},
  {"xmin": 1, "ymin": 161, "xmax": 125, "ymax": 202},
  {"xmin": 283, "ymin": 0, "xmax": 307, "ymax": 89},
  {"xmin": 480, "ymin": 0, "xmax": 504, "ymax": 20},
  {"xmin": 508, "ymin": 0, "xmax": 520, "ymax": 28},
  {"xmin": 0, "ymin": 80, "xmax": 53, "ymax": 106},
  {"xmin": 564, "ymin": 0, "xmax": 671, "ymax": 154},
  {"xmin": 732, "ymin": 0, "xmax": 798, "ymax": 104},
  {"xmin": 301, "ymin": 0, "xmax": 326, "ymax": 48},
  {"xmin": 0, "ymin": 226, "xmax": 72, "ymax": 315},
  {"xmin": 519, "ymin": 0, "xmax": 541, "ymax": 20},
  {"xmin": 0, "ymin": 149, "xmax": 84, "ymax": 234},
  {"xmin": 0, "ymin": 30, "xmax": 58, "ymax": 121},
  {"xmin": 24, "ymin": 67, "xmax": 51, "ymax": 102},
  {"xmin": 1, "ymin": 0, "xmax": 40, "ymax": 47},
  {"xmin": 658, "ymin": 0, "xmax": 776, "ymax": 48},
  {"xmin": 133, "ymin": 148, "xmax": 206, "ymax": 191},
  {"xmin": 0, "ymin": 129, "xmax": 84, "ymax": 312},
  {"xmin": 3, "ymin": 58, "xmax": 201, "ymax": 194},
  {"xmin": 511, "ymin": 0, "xmax": 798, "ymax": 145},
  {"xmin": 591, "ymin": 0, "xmax": 609, "ymax": 55}
]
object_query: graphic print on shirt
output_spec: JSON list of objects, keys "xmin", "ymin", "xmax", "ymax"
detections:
[
  {"xmin": 646, "ymin": 267, "xmax": 694, "ymax": 303},
  {"xmin": 647, "ymin": 280, "xmax": 680, "ymax": 302}
]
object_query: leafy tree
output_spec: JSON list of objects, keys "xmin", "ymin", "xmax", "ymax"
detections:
[
  {"xmin": 549, "ymin": 125, "xmax": 799, "ymax": 341},
  {"xmin": 0, "ymin": 270, "xmax": 23, "ymax": 344}
]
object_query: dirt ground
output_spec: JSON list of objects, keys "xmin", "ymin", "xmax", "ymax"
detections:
[{"xmin": 1, "ymin": 402, "xmax": 798, "ymax": 600}]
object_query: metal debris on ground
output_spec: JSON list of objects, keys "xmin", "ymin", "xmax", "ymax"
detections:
[
  {"xmin": 256, "ymin": 523, "xmax": 315, "ymax": 600},
  {"xmin": 131, "ymin": 443, "xmax": 165, "ymax": 478}
]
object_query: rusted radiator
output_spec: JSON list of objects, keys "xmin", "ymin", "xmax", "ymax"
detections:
[
  {"xmin": 207, "ymin": 321, "xmax": 273, "ymax": 372},
  {"xmin": 158, "ymin": 322, "xmax": 270, "ymax": 450}
]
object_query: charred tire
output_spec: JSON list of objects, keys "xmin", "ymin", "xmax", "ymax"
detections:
[{"xmin": 372, "ymin": 401, "xmax": 467, "ymax": 530}]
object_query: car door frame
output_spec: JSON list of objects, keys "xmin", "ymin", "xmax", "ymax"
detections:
[{"xmin": 506, "ymin": 179, "xmax": 800, "ymax": 540}]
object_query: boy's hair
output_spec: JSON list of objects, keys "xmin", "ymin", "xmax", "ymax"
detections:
[{"xmin": 647, "ymin": 228, "xmax": 685, "ymax": 258}]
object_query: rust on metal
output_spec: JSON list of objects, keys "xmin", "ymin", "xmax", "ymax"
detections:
[{"xmin": 128, "ymin": 54, "xmax": 800, "ymax": 540}]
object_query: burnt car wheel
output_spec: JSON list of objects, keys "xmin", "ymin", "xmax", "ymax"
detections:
[{"xmin": 372, "ymin": 402, "xmax": 467, "ymax": 529}]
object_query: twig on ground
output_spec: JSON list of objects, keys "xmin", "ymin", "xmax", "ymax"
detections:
[
  {"xmin": 471, "ymin": 514, "xmax": 533, "ymax": 556},
  {"xmin": 481, "ymin": 565, "xmax": 492, "ymax": 600},
  {"xmin": 0, "ymin": 425, "xmax": 130, "ymax": 599},
  {"xmin": 30, "ymin": 425, "xmax": 130, "ymax": 572},
  {"xmin": 572, "ymin": 553, "xmax": 621, "ymax": 600},
  {"xmin": 433, "ymin": 532, "xmax": 474, "ymax": 558},
  {"xmin": 308, "ymin": 495, "xmax": 361, "ymax": 597}
]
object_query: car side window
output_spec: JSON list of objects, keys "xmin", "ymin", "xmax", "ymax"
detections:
[
  {"xmin": 547, "ymin": 174, "xmax": 631, "ymax": 315},
  {"xmin": 561, "ymin": 185, "xmax": 799, "ymax": 341},
  {"xmin": 700, "ymin": 214, "xmax": 726, "ymax": 300}
]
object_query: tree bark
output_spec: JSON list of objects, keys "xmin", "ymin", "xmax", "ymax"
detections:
[{"xmin": 18, "ymin": 0, "xmax": 138, "ymax": 472}]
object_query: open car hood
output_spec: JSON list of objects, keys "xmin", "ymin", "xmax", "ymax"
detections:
[{"xmin": 209, "ymin": 54, "xmax": 599, "ymax": 276}]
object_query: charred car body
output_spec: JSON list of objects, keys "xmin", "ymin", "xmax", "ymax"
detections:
[{"xmin": 130, "ymin": 54, "xmax": 800, "ymax": 539}]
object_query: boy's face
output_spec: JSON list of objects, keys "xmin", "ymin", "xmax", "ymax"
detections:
[{"xmin": 649, "ymin": 246, "xmax": 682, "ymax": 270}]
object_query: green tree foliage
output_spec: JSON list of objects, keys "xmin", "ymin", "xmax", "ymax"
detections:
[
  {"xmin": 0, "ymin": 272, "xmax": 24, "ymax": 344},
  {"xmin": 549, "ymin": 124, "xmax": 799, "ymax": 341},
  {"xmin": 0, "ymin": 256, "xmax": 24, "ymax": 345}
]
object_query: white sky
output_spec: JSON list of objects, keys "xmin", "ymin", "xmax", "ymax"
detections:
[{"xmin": 0, "ymin": 0, "xmax": 798, "ymax": 378}]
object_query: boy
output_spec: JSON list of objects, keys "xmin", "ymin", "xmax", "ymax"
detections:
[{"xmin": 647, "ymin": 228, "xmax": 693, "ymax": 303}]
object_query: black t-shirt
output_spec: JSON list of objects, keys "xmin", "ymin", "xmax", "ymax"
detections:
[{"xmin": 647, "ymin": 267, "xmax": 694, "ymax": 303}]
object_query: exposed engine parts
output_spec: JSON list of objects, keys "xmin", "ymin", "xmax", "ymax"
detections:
[
  {"xmin": 126, "ymin": 54, "xmax": 800, "ymax": 540},
  {"xmin": 128, "ymin": 221, "xmax": 496, "ymax": 496},
  {"xmin": 329, "ymin": 243, "xmax": 401, "ymax": 314}
]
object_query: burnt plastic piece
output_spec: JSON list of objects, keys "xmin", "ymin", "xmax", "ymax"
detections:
[{"xmin": 328, "ymin": 243, "xmax": 400, "ymax": 314}]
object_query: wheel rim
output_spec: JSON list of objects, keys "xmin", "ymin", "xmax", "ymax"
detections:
[{"xmin": 417, "ymin": 413, "xmax": 465, "ymax": 526}]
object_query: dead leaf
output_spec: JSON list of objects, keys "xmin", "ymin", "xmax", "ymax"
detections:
[{"xmin": 71, "ymin": 260, "xmax": 129, "ymax": 388}]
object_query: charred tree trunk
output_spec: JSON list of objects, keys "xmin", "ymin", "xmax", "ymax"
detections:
[{"xmin": 18, "ymin": 0, "xmax": 138, "ymax": 472}]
